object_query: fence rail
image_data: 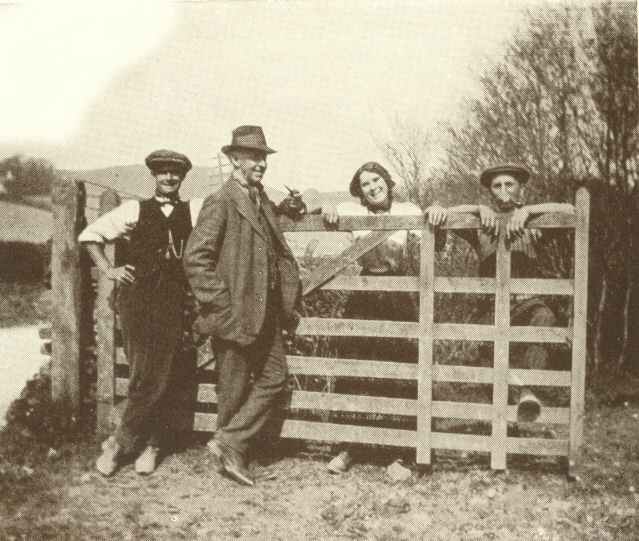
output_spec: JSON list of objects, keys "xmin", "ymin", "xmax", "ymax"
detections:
[{"xmin": 50, "ymin": 179, "xmax": 589, "ymax": 475}]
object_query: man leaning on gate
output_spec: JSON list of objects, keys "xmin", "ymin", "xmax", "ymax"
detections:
[
  {"xmin": 183, "ymin": 125, "xmax": 303, "ymax": 486},
  {"xmin": 426, "ymin": 163, "xmax": 574, "ymax": 425}
]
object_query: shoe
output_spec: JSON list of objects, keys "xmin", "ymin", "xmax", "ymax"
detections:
[
  {"xmin": 517, "ymin": 388, "xmax": 541, "ymax": 422},
  {"xmin": 218, "ymin": 442, "xmax": 254, "ymax": 487},
  {"xmin": 135, "ymin": 445, "xmax": 160, "ymax": 475},
  {"xmin": 96, "ymin": 436, "xmax": 121, "ymax": 477},
  {"xmin": 206, "ymin": 439, "xmax": 225, "ymax": 473},
  {"xmin": 327, "ymin": 450, "xmax": 352, "ymax": 474}
]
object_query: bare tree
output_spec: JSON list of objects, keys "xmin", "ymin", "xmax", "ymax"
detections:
[{"xmin": 376, "ymin": 115, "xmax": 435, "ymax": 208}]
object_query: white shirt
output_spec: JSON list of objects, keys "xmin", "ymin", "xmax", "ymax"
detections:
[
  {"xmin": 78, "ymin": 198, "xmax": 204, "ymax": 244},
  {"xmin": 336, "ymin": 200, "xmax": 423, "ymax": 244},
  {"xmin": 336, "ymin": 200, "xmax": 423, "ymax": 273}
]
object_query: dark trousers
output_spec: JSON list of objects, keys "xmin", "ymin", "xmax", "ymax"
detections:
[
  {"xmin": 115, "ymin": 273, "xmax": 191, "ymax": 452},
  {"xmin": 510, "ymin": 297, "xmax": 557, "ymax": 370},
  {"xmin": 212, "ymin": 301, "xmax": 288, "ymax": 457}
]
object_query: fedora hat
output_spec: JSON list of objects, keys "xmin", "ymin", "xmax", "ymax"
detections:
[
  {"xmin": 221, "ymin": 125, "xmax": 276, "ymax": 156},
  {"xmin": 479, "ymin": 163, "xmax": 530, "ymax": 188},
  {"xmin": 145, "ymin": 149, "xmax": 192, "ymax": 174}
]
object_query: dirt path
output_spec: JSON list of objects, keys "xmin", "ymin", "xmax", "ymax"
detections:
[
  {"xmin": 0, "ymin": 325, "xmax": 48, "ymax": 428},
  {"xmin": 3, "ymin": 403, "xmax": 636, "ymax": 540}
]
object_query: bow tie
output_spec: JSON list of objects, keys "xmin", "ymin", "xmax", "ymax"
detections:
[{"xmin": 154, "ymin": 194, "xmax": 181, "ymax": 206}]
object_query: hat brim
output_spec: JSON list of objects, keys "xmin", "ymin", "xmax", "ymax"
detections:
[
  {"xmin": 221, "ymin": 144, "xmax": 276, "ymax": 156},
  {"xmin": 480, "ymin": 167, "xmax": 530, "ymax": 187},
  {"xmin": 146, "ymin": 159, "xmax": 192, "ymax": 174}
]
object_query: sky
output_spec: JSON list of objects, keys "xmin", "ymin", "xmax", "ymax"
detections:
[{"xmin": 0, "ymin": 0, "xmax": 543, "ymax": 193}]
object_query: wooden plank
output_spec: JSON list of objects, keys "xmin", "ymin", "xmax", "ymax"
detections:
[
  {"xmin": 282, "ymin": 275, "xmax": 573, "ymax": 296},
  {"xmin": 434, "ymin": 277, "xmax": 496, "ymax": 294},
  {"xmin": 510, "ymin": 278, "xmax": 574, "ymax": 296},
  {"xmin": 433, "ymin": 277, "xmax": 572, "ymax": 295},
  {"xmin": 431, "ymin": 432, "xmax": 492, "ymax": 452},
  {"xmin": 287, "ymin": 356, "xmax": 417, "ymax": 379},
  {"xmin": 569, "ymin": 187, "xmax": 590, "ymax": 476},
  {"xmin": 297, "ymin": 317, "xmax": 418, "ymax": 338},
  {"xmin": 297, "ymin": 319, "xmax": 567, "ymax": 342},
  {"xmin": 508, "ymin": 369, "xmax": 571, "ymax": 387},
  {"xmin": 193, "ymin": 413, "xmax": 417, "ymax": 447},
  {"xmin": 115, "ymin": 346, "xmax": 127, "ymax": 365},
  {"xmin": 432, "ymin": 401, "xmax": 493, "ymax": 420},
  {"xmin": 434, "ymin": 323, "xmax": 571, "ymax": 343},
  {"xmin": 491, "ymin": 232, "xmax": 510, "ymax": 470},
  {"xmin": 95, "ymin": 189, "xmax": 120, "ymax": 436},
  {"xmin": 433, "ymin": 365, "xmax": 494, "ymax": 384},
  {"xmin": 279, "ymin": 210, "xmax": 575, "ymax": 233},
  {"xmin": 321, "ymin": 275, "xmax": 419, "ymax": 292},
  {"xmin": 51, "ymin": 177, "xmax": 85, "ymax": 410},
  {"xmin": 194, "ymin": 387, "xmax": 569, "ymax": 425},
  {"xmin": 280, "ymin": 210, "xmax": 576, "ymax": 233},
  {"xmin": 115, "ymin": 377, "xmax": 128, "ymax": 396},
  {"xmin": 506, "ymin": 437, "xmax": 569, "ymax": 456},
  {"xmin": 417, "ymin": 222, "xmax": 435, "ymax": 465},
  {"xmin": 302, "ymin": 230, "xmax": 397, "ymax": 295}
]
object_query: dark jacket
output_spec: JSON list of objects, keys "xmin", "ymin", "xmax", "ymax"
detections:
[{"xmin": 183, "ymin": 178, "xmax": 301, "ymax": 346}]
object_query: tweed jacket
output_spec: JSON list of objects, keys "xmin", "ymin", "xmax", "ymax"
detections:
[{"xmin": 183, "ymin": 178, "xmax": 301, "ymax": 346}]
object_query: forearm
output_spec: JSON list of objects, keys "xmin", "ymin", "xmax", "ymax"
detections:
[{"xmin": 84, "ymin": 242, "xmax": 113, "ymax": 274}]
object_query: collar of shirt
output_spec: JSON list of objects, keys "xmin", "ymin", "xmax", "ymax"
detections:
[{"xmin": 154, "ymin": 194, "xmax": 181, "ymax": 206}]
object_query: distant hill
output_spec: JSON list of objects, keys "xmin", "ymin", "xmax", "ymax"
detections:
[{"xmin": 0, "ymin": 199, "xmax": 51, "ymax": 244}]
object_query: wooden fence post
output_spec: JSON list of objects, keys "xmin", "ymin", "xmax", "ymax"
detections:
[
  {"xmin": 51, "ymin": 177, "xmax": 86, "ymax": 410},
  {"xmin": 491, "ymin": 223, "xmax": 511, "ymax": 470},
  {"xmin": 417, "ymin": 221, "xmax": 435, "ymax": 466},
  {"xmin": 95, "ymin": 189, "xmax": 121, "ymax": 436},
  {"xmin": 569, "ymin": 186, "xmax": 590, "ymax": 477}
]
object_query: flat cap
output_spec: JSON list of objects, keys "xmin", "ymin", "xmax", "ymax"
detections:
[
  {"xmin": 479, "ymin": 163, "xmax": 530, "ymax": 188},
  {"xmin": 145, "ymin": 149, "xmax": 192, "ymax": 173}
]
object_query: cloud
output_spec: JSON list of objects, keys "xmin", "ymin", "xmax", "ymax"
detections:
[{"xmin": 0, "ymin": 1, "xmax": 175, "ymax": 142}]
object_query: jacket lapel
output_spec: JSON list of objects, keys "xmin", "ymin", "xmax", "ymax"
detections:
[
  {"xmin": 261, "ymin": 198, "xmax": 288, "ymax": 249},
  {"xmin": 225, "ymin": 179, "xmax": 266, "ymax": 240}
]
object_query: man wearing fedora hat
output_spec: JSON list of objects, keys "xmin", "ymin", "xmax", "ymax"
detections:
[
  {"xmin": 79, "ymin": 149, "xmax": 202, "ymax": 476},
  {"xmin": 183, "ymin": 126, "xmax": 302, "ymax": 486},
  {"xmin": 426, "ymin": 163, "xmax": 574, "ymax": 424}
]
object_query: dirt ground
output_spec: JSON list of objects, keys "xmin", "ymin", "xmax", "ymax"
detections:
[{"xmin": 2, "ymin": 400, "xmax": 638, "ymax": 540}]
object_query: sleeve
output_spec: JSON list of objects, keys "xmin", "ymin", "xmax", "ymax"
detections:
[
  {"xmin": 183, "ymin": 194, "xmax": 232, "ymax": 311},
  {"xmin": 77, "ymin": 200, "xmax": 140, "ymax": 243}
]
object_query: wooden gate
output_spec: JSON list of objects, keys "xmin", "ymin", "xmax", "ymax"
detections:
[{"xmin": 51, "ymin": 179, "xmax": 589, "ymax": 474}]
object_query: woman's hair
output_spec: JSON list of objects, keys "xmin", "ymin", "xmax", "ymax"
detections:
[{"xmin": 350, "ymin": 161, "xmax": 396, "ymax": 207}]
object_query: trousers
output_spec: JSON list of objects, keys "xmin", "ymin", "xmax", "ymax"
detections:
[
  {"xmin": 115, "ymin": 271, "xmax": 193, "ymax": 452},
  {"xmin": 212, "ymin": 299, "xmax": 288, "ymax": 456}
]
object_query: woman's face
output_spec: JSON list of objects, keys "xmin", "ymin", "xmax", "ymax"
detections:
[{"xmin": 359, "ymin": 171, "xmax": 389, "ymax": 208}]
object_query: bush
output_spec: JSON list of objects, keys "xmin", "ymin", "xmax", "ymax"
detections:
[{"xmin": 0, "ymin": 241, "xmax": 49, "ymax": 283}]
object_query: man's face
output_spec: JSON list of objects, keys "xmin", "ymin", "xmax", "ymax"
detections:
[
  {"xmin": 230, "ymin": 149, "xmax": 267, "ymax": 185},
  {"xmin": 153, "ymin": 166, "xmax": 185, "ymax": 196},
  {"xmin": 489, "ymin": 174, "xmax": 522, "ymax": 211}
]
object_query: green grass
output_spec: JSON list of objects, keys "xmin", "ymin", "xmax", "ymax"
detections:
[{"xmin": 0, "ymin": 281, "xmax": 48, "ymax": 327}]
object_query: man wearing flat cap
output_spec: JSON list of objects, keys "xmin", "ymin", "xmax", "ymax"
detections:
[
  {"xmin": 426, "ymin": 163, "xmax": 573, "ymax": 423},
  {"xmin": 183, "ymin": 126, "xmax": 302, "ymax": 486},
  {"xmin": 79, "ymin": 149, "xmax": 202, "ymax": 476}
]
